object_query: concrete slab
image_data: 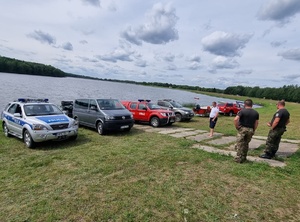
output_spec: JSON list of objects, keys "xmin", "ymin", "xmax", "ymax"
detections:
[
  {"xmin": 186, "ymin": 132, "xmax": 222, "ymax": 142},
  {"xmin": 206, "ymin": 136, "xmax": 236, "ymax": 145},
  {"xmin": 191, "ymin": 144, "xmax": 286, "ymax": 167},
  {"xmin": 158, "ymin": 128, "xmax": 195, "ymax": 134},
  {"xmin": 134, "ymin": 124, "xmax": 298, "ymax": 167},
  {"xmin": 277, "ymin": 142, "xmax": 299, "ymax": 157},
  {"xmin": 228, "ymin": 138, "xmax": 265, "ymax": 151},
  {"xmin": 253, "ymin": 135, "xmax": 300, "ymax": 144},
  {"xmin": 170, "ymin": 130, "xmax": 204, "ymax": 138}
]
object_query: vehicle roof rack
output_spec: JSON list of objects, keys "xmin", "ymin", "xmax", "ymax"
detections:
[
  {"xmin": 18, "ymin": 98, "xmax": 49, "ymax": 103},
  {"xmin": 138, "ymin": 99, "xmax": 151, "ymax": 102}
]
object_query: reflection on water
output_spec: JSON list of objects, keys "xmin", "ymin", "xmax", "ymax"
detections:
[{"xmin": 0, "ymin": 73, "xmax": 236, "ymax": 111}]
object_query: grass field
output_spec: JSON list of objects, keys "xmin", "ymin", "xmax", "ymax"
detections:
[{"xmin": 1, "ymin": 93, "xmax": 299, "ymax": 221}]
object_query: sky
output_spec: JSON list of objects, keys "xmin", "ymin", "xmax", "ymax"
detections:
[{"xmin": 1, "ymin": 0, "xmax": 300, "ymax": 89}]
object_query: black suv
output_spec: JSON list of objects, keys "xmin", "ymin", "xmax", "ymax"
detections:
[{"xmin": 157, "ymin": 99, "xmax": 194, "ymax": 122}]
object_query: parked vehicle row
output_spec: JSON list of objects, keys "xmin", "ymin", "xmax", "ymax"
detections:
[{"xmin": 1, "ymin": 98, "xmax": 242, "ymax": 148}]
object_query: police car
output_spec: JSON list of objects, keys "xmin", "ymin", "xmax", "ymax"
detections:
[{"xmin": 1, "ymin": 98, "xmax": 78, "ymax": 148}]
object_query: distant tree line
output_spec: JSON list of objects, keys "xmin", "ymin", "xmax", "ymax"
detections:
[
  {"xmin": 1, "ymin": 55, "xmax": 299, "ymax": 103},
  {"xmin": 0, "ymin": 56, "xmax": 66, "ymax": 77},
  {"xmin": 224, "ymin": 85, "xmax": 300, "ymax": 103}
]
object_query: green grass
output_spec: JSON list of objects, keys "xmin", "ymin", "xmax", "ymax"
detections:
[{"xmin": 1, "ymin": 94, "xmax": 300, "ymax": 221}]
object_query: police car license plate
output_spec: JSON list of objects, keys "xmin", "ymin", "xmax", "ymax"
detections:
[
  {"xmin": 170, "ymin": 119, "xmax": 175, "ymax": 122},
  {"xmin": 121, "ymin": 125, "xmax": 129, "ymax": 129}
]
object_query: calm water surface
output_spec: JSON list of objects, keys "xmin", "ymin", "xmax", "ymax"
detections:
[{"xmin": 0, "ymin": 73, "xmax": 236, "ymax": 111}]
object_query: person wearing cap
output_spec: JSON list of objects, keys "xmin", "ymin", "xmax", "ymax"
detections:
[{"xmin": 260, "ymin": 100, "xmax": 290, "ymax": 159}]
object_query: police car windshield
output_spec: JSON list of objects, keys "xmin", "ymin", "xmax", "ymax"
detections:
[{"xmin": 24, "ymin": 104, "xmax": 63, "ymax": 116}]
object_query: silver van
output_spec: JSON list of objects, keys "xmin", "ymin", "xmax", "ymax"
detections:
[{"xmin": 73, "ymin": 99, "xmax": 134, "ymax": 135}]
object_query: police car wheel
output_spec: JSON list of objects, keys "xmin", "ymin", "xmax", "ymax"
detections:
[
  {"xmin": 3, "ymin": 123, "xmax": 11, "ymax": 137},
  {"xmin": 23, "ymin": 130, "xmax": 35, "ymax": 148},
  {"xmin": 150, "ymin": 117, "xmax": 160, "ymax": 127}
]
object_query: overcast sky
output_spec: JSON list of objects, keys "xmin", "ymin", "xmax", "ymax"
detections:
[{"xmin": 1, "ymin": 0, "xmax": 300, "ymax": 89}]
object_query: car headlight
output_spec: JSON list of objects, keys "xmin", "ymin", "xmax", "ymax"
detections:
[
  {"xmin": 32, "ymin": 124, "xmax": 47, "ymax": 130},
  {"xmin": 105, "ymin": 115, "xmax": 116, "ymax": 120},
  {"xmin": 70, "ymin": 119, "xmax": 78, "ymax": 127},
  {"xmin": 160, "ymin": 112, "xmax": 167, "ymax": 117},
  {"xmin": 130, "ymin": 114, "xmax": 133, "ymax": 119}
]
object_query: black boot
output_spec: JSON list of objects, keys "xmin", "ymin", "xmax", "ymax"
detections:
[{"xmin": 259, "ymin": 153, "xmax": 273, "ymax": 159}]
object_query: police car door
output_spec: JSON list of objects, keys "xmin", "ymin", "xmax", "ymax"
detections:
[{"xmin": 6, "ymin": 103, "xmax": 23, "ymax": 137}]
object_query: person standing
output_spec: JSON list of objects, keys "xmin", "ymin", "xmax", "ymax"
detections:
[
  {"xmin": 209, "ymin": 101, "xmax": 219, "ymax": 137},
  {"xmin": 234, "ymin": 99, "xmax": 259, "ymax": 163},
  {"xmin": 260, "ymin": 100, "xmax": 290, "ymax": 159}
]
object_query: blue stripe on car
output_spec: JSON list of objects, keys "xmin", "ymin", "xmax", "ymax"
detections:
[{"xmin": 36, "ymin": 115, "xmax": 69, "ymax": 124}]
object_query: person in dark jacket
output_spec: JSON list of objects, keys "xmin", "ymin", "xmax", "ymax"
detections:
[
  {"xmin": 234, "ymin": 99, "xmax": 259, "ymax": 163},
  {"xmin": 260, "ymin": 100, "xmax": 290, "ymax": 159}
]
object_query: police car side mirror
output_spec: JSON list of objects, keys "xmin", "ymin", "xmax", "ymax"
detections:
[{"xmin": 13, "ymin": 113, "xmax": 22, "ymax": 118}]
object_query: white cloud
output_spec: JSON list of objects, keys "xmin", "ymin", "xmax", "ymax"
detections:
[
  {"xmin": 201, "ymin": 31, "xmax": 253, "ymax": 57},
  {"xmin": 121, "ymin": 2, "xmax": 179, "ymax": 45},
  {"xmin": 208, "ymin": 56, "xmax": 239, "ymax": 73},
  {"xmin": 278, "ymin": 48, "xmax": 300, "ymax": 61},
  {"xmin": 258, "ymin": 0, "xmax": 300, "ymax": 22},
  {"xmin": 27, "ymin": 30, "xmax": 56, "ymax": 45}
]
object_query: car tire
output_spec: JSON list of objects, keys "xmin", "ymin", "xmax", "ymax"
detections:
[
  {"xmin": 150, "ymin": 117, "xmax": 160, "ymax": 127},
  {"xmin": 175, "ymin": 113, "xmax": 182, "ymax": 122},
  {"xmin": 97, "ymin": 122, "xmax": 105, "ymax": 135},
  {"xmin": 229, "ymin": 111, "xmax": 234, "ymax": 116},
  {"xmin": 23, "ymin": 130, "xmax": 35, "ymax": 148},
  {"xmin": 3, "ymin": 123, "xmax": 11, "ymax": 137}
]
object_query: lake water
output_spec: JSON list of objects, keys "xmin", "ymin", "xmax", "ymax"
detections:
[{"xmin": 0, "ymin": 73, "xmax": 236, "ymax": 111}]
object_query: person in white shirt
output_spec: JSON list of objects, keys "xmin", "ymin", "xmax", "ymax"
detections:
[{"xmin": 209, "ymin": 101, "xmax": 219, "ymax": 137}]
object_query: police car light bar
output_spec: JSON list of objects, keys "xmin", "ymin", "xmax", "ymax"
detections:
[
  {"xmin": 18, "ymin": 98, "xmax": 49, "ymax": 103},
  {"xmin": 138, "ymin": 99, "xmax": 151, "ymax": 102}
]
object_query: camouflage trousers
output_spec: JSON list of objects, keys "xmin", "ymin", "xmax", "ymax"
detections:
[
  {"xmin": 235, "ymin": 127, "xmax": 254, "ymax": 163},
  {"xmin": 264, "ymin": 128, "xmax": 286, "ymax": 156}
]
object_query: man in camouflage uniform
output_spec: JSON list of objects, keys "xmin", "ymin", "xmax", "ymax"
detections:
[
  {"xmin": 260, "ymin": 100, "xmax": 290, "ymax": 159},
  {"xmin": 234, "ymin": 99, "xmax": 259, "ymax": 163}
]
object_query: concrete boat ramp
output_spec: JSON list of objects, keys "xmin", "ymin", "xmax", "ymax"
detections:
[{"xmin": 134, "ymin": 125, "xmax": 300, "ymax": 168}]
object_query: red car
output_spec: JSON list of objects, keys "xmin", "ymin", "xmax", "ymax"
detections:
[
  {"xmin": 218, "ymin": 102, "xmax": 242, "ymax": 116},
  {"xmin": 121, "ymin": 100, "xmax": 176, "ymax": 127}
]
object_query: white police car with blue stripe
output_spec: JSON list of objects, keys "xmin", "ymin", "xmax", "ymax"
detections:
[{"xmin": 1, "ymin": 98, "xmax": 78, "ymax": 148}]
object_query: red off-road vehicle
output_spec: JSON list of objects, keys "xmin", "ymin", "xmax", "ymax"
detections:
[
  {"xmin": 218, "ymin": 102, "xmax": 242, "ymax": 116},
  {"xmin": 121, "ymin": 100, "xmax": 176, "ymax": 127}
]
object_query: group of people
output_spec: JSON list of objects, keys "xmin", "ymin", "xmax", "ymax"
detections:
[{"xmin": 208, "ymin": 99, "xmax": 290, "ymax": 163}]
